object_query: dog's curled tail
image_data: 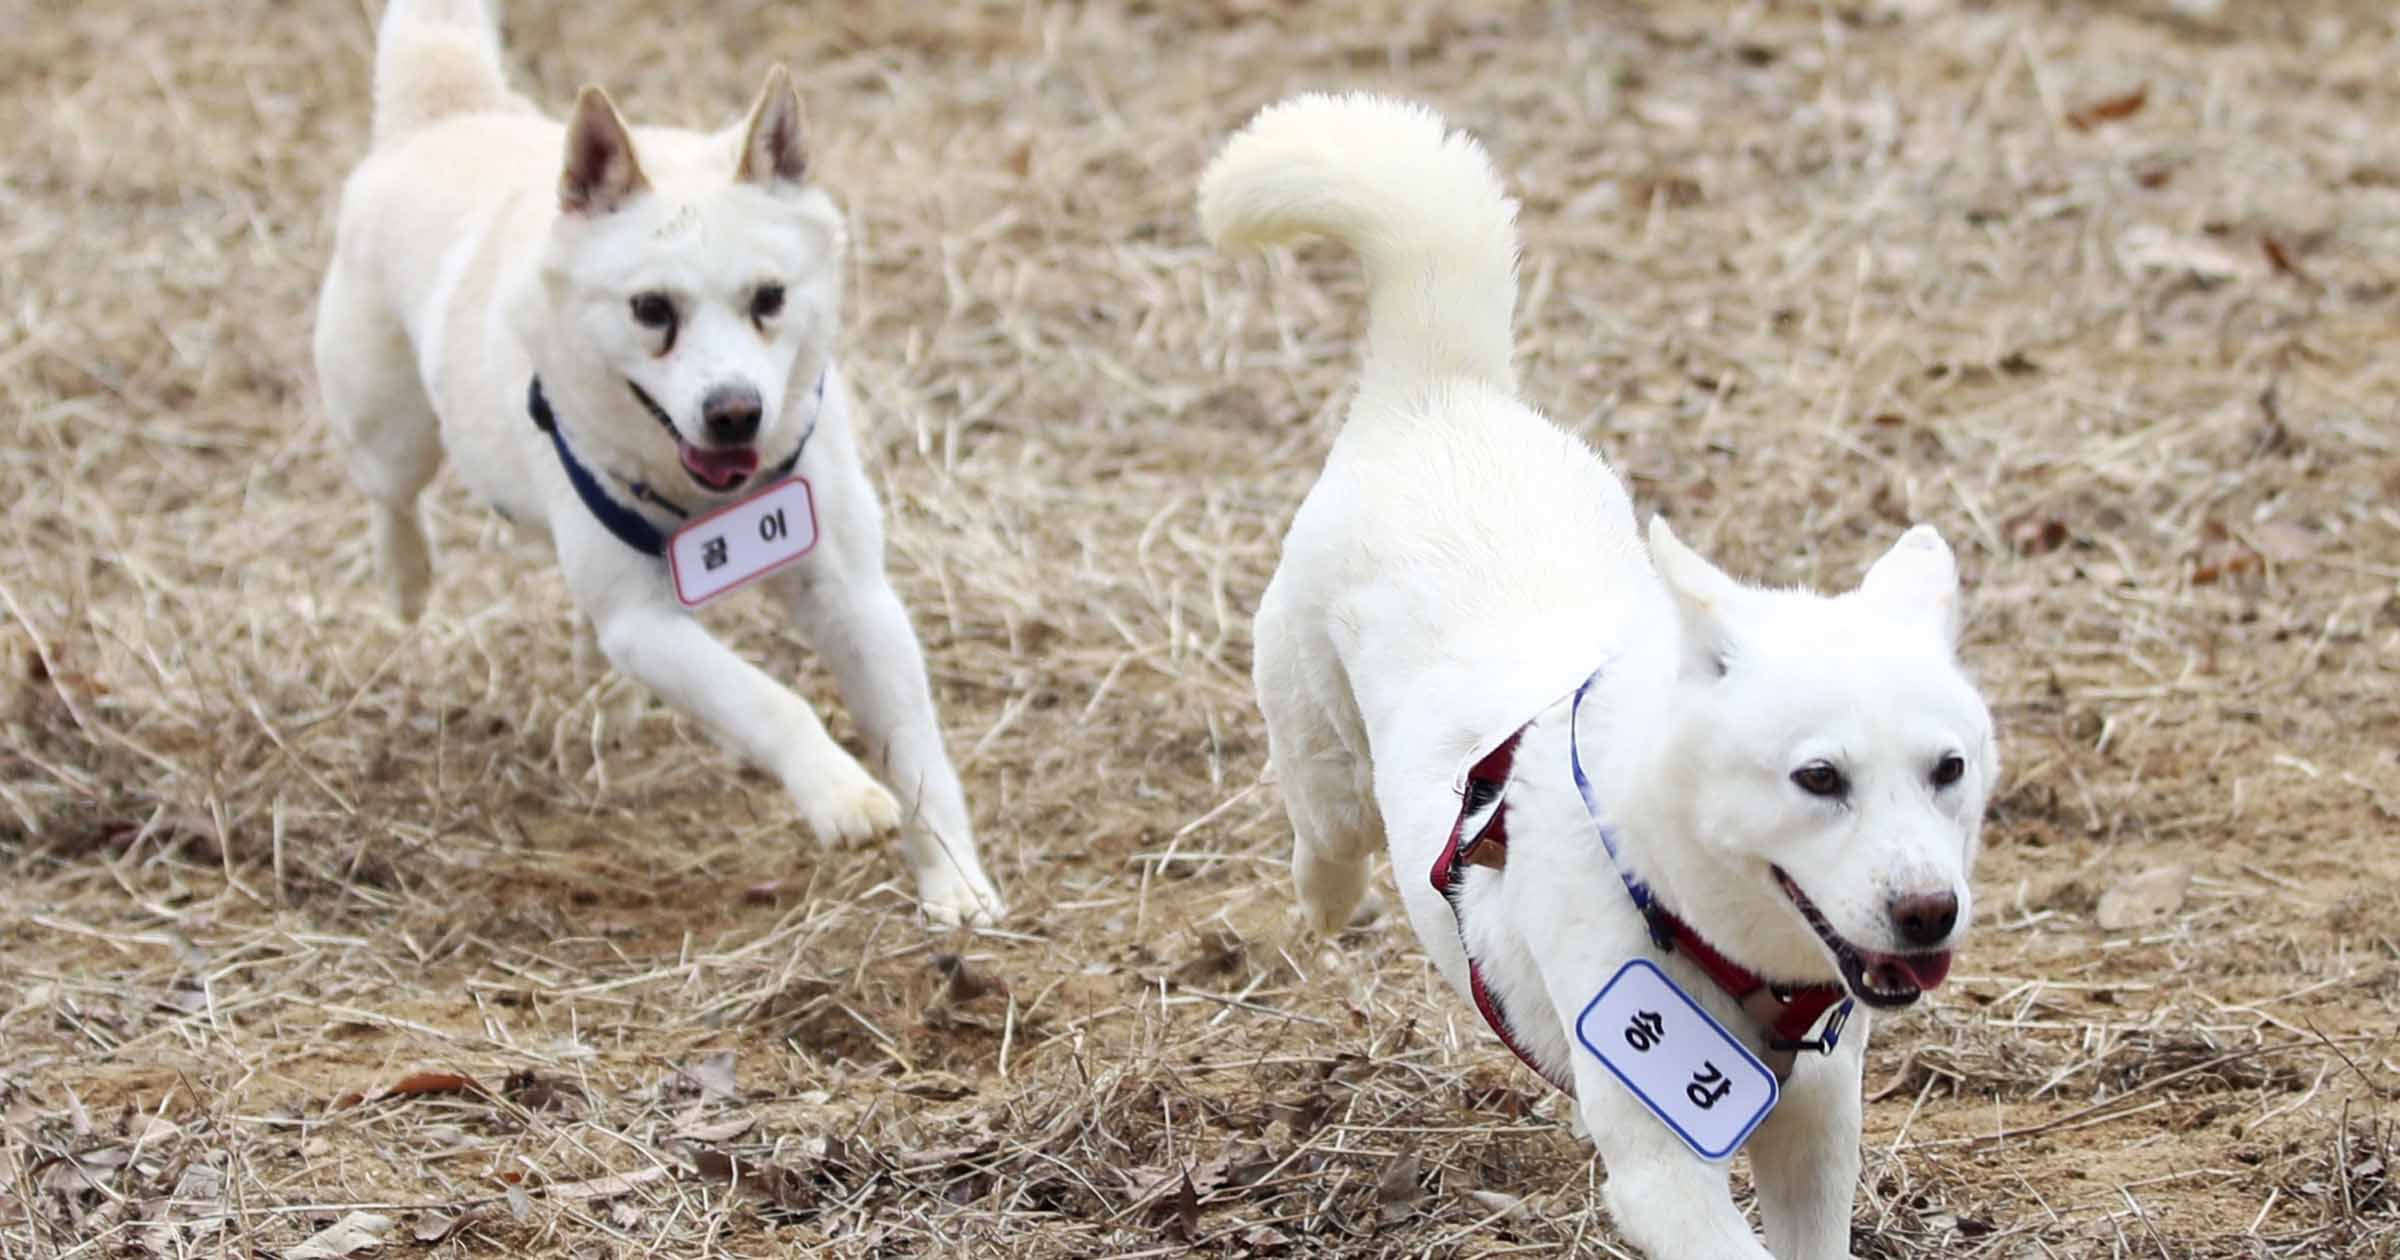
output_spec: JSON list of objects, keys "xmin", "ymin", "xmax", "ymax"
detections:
[
  {"xmin": 1199, "ymin": 93, "xmax": 1521, "ymax": 398},
  {"xmin": 371, "ymin": 0, "xmax": 517, "ymax": 146}
]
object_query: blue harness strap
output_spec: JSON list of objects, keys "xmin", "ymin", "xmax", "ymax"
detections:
[{"xmin": 526, "ymin": 374, "xmax": 824, "ymax": 559}]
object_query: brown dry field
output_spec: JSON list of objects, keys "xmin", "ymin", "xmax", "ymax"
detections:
[{"xmin": 6, "ymin": 0, "xmax": 2400, "ymax": 1256}]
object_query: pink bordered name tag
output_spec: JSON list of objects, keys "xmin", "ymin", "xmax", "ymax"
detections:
[{"xmin": 666, "ymin": 478, "xmax": 818, "ymax": 607}]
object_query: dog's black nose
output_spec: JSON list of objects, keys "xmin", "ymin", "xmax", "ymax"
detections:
[
  {"xmin": 701, "ymin": 385, "xmax": 763, "ymax": 444},
  {"xmin": 1890, "ymin": 891, "xmax": 1959, "ymax": 949}
]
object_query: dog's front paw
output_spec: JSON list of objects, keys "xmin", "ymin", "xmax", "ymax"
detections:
[
  {"xmin": 797, "ymin": 770, "xmax": 902, "ymax": 849},
  {"xmin": 917, "ymin": 865, "xmax": 1005, "ymax": 929}
]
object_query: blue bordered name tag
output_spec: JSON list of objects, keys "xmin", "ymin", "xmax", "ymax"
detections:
[{"xmin": 1574, "ymin": 958, "xmax": 1779, "ymax": 1161}]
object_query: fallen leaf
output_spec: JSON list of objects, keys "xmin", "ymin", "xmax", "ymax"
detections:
[
  {"xmin": 1467, "ymin": 1189, "xmax": 1529, "ymax": 1220},
  {"xmin": 2261, "ymin": 235, "xmax": 2314, "ymax": 285},
  {"xmin": 2250, "ymin": 520, "xmax": 2319, "ymax": 564},
  {"xmin": 890, "ymin": 1143, "xmax": 984, "ymax": 1172},
  {"xmin": 547, "ymin": 1165, "xmax": 672, "ymax": 1202},
  {"xmin": 2006, "ymin": 512, "xmax": 2070, "ymax": 557},
  {"xmin": 503, "ymin": 1071, "xmax": 583, "ymax": 1113},
  {"xmin": 2118, "ymin": 224, "xmax": 2256, "ymax": 281},
  {"xmin": 1184, "ymin": 1151, "xmax": 1236, "ymax": 1200},
  {"xmin": 895, "ymin": 1071, "xmax": 973, "ymax": 1100},
  {"xmin": 1218, "ymin": 1143, "xmax": 1282, "ymax": 1191},
  {"xmin": 1633, "ymin": 97, "xmax": 1701, "ymax": 133},
  {"xmin": 1622, "ymin": 172, "xmax": 1704, "ymax": 210},
  {"xmin": 389, "ymin": 1071, "xmax": 481, "ymax": 1097},
  {"xmin": 672, "ymin": 1113, "xmax": 756, "ymax": 1144},
  {"xmin": 1462, "ymin": 1083, "xmax": 1540, "ymax": 1118},
  {"xmin": 667, "ymin": 1051, "xmax": 739, "ymax": 1103},
  {"xmin": 112, "ymin": 1113, "xmax": 181, "ymax": 1150},
  {"xmin": 168, "ymin": 1162, "xmax": 225, "ymax": 1204},
  {"xmin": 39, "ymin": 1149, "xmax": 128, "ymax": 1196},
  {"xmin": 1171, "ymin": 926, "xmax": 1247, "ymax": 985},
  {"xmin": 157, "ymin": 985, "xmax": 209, "ymax": 1015},
  {"xmin": 2067, "ymin": 84, "xmax": 2148, "ymax": 131},
  {"xmin": 343, "ymin": 1071, "xmax": 484, "ymax": 1109},
  {"xmin": 2097, "ymin": 864, "xmax": 2192, "ymax": 930},
  {"xmin": 1157, "ymin": 1168, "xmax": 1201, "ymax": 1242},
  {"xmin": 410, "ymin": 1211, "xmax": 485, "ymax": 1244},
  {"xmin": 1269, "ymin": 1089, "xmax": 1334, "ymax": 1137},
  {"xmin": 1374, "ymin": 1151, "xmax": 1425, "ymax": 1225},
  {"xmin": 2190, "ymin": 520, "xmax": 2263, "ymax": 585},
  {"xmin": 931, "ymin": 953, "xmax": 1006, "ymax": 1004},
  {"xmin": 685, "ymin": 1147, "xmax": 819, "ymax": 1212},
  {"xmin": 285, "ymin": 1211, "xmax": 393, "ymax": 1259}
]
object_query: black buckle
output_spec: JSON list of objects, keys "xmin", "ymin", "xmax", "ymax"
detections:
[
  {"xmin": 1768, "ymin": 998, "xmax": 1853, "ymax": 1056},
  {"xmin": 1639, "ymin": 903, "xmax": 1676, "ymax": 952}
]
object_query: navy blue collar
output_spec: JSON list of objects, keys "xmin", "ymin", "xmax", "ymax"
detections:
[{"xmin": 526, "ymin": 375, "xmax": 821, "ymax": 558}]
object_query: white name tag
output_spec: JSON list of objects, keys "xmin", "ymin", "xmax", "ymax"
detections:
[
  {"xmin": 667, "ymin": 478, "xmax": 819, "ymax": 608},
  {"xmin": 1574, "ymin": 958, "xmax": 1778, "ymax": 1161}
]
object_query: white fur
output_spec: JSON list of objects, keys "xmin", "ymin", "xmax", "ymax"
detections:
[
  {"xmin": 315, "ymin": 0, "xmax": 1001, "ymax": 925},
  {"xmin": 1202, "ymin": 93, "xmax": 1996, "ymax": 1260}
]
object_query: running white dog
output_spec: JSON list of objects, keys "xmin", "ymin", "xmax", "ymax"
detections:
[
  {"xmin": 314, "ymin": 0, "xmax": 1001, "ymax": 925},
  {"xmin": 1201, "ymin": 94, "xmax": 1995, "ymax": 1259}
]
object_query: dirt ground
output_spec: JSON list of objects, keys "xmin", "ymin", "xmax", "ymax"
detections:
[{"xmin": 5, "ymin": 0, "xmax": 2399, "ymax": 1255}]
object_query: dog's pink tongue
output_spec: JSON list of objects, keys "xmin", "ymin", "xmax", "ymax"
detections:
[
  {"xmin": 1900, "ymin": 950, "xmax": 1953, "ymax": 990},
  {"xmin": 1862, "ymin": 949, "xmax": 1953, "ymax": 994},
  {"xmin": 680, "ymin": 441, "xmax": 758, "ymax": 490}
]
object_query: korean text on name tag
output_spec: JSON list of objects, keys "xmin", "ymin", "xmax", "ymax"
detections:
[
  {"xmin": 1574, "ymin": 958, "xmax": 1779, "ymax": 1160},
  {"xmin": 668, "ymin": 478, "xmax": 819, "ymax": 607}
]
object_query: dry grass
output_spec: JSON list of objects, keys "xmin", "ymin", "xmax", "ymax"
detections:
[{"xmin": 5, "ymin": 0, "xmax": 2400, "ymax": 1255}]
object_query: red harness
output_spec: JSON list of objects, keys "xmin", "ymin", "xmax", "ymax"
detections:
[{"xmin": 1431, "ymin": 727, "xmax": 1852, "ymax": 1093}]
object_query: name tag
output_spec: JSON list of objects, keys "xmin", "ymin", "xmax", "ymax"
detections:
[
  {"xmin": 667, "ymin": 478, "xmax": 818, "ymax": 607},
  {"xmin": 1574, "ymin": 958, "xmax": 1778, "ymax": 1161}
]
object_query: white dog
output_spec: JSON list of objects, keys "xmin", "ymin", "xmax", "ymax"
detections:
[
  {"xmin": 1201, "ymin": 94, "xmax": 1995, "ymax": 1259},
  {"xmin": 314, "ymin": 0, "xmax": 1001, "ymax": 925}
]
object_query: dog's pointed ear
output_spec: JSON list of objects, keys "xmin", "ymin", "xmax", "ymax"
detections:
[
  {"xmin": 1647, "ymin": 515, "xmax": 1744, "ymax": 681},
  {"xmin": 560, "ymin": 86, "xmax": 649, "ymax": 216},
  {"xmin": 735, "ymin": 65, "xmax": 808, "ymax": 188},
  {"xmin": 1858, "ymin": 524, "xmax": 1961, "ymax": 647}
]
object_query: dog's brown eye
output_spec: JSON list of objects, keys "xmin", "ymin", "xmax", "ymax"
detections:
[
  {"xmin": 750, "ymin": 283, "xmax": 784, "ymax": 322},
  {"xmin": 630, "ymin": 293, "xmax": 676, "ymax": 330},
  {"xmin": 1791, "ymin": 762, "xmax": 1848, "ymax": 799},
  {"xmin": 1930, "ymin": 753, "xmax": 1965, "ymax": 789}
]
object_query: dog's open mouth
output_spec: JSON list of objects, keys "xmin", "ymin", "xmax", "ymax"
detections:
[
  {"xmin": 629, "ymin": 382, "xmax": 758, "ymax": 493},
  {"xmin": 678, "ymin": 443, "xmax": 758, "ymax": 492},
  {"xmin": 1772, "ymin": 867, "xmax": 1952, "ymax": 1010}
]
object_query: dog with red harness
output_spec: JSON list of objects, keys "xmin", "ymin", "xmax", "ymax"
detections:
[{"xmin": 1201, "ymin": 93, "xmax": 1997, "ymax": 1260}]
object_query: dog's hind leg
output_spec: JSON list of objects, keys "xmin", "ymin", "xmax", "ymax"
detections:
[
  {"xmin": 1279, "ymin": 732, "xmax": 1383, "ymax": 936},
  {"xmin": 314, "ymin": 263, "xmax": 444, "ymax": 622},
  {"xmin": 1257, "ymin": 594, "xmax": 1382, "ymax": 936}
]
